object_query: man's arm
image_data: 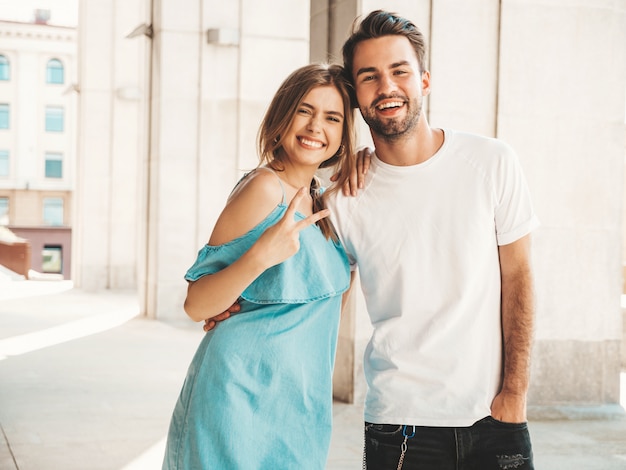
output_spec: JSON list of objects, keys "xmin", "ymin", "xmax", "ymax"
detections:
[{"xmin": 491, "ymin": 234, "xmax": 535, "ymax": 423}]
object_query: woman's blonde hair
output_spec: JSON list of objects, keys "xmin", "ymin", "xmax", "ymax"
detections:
[{"xmin": 257, "ymin": 63, "xmax": 356, "ymax": 239}]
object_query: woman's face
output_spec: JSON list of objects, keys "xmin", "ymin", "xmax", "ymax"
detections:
[{"xmin": 280, "ymin": 85, "xmax": 344, "ymax": 169}]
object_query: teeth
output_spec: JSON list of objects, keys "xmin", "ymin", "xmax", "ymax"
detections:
[
  {"xmin": 300, "ymin": 138, "xmax": 323, "ymax": 148},
  {"xmin": 377, "ymin": 101, "xmax": 403, "ymax": 110}
]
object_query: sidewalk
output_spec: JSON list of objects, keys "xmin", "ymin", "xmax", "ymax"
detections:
[{"xmin": 1, "ymin": 280, "xmax": 625, "ymax": 469}]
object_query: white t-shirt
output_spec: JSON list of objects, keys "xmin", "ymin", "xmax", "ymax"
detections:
[{"xmin": 327, "ymin": 129, "xmax": 539, "ymax": 427}]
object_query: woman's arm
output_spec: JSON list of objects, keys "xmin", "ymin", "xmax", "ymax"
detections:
[{"xmin": 184, "ymin": 175, "xmax": 329, "ymax": 322}]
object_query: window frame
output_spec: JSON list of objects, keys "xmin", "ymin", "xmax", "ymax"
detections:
[
  {"xmin": 0, "ymin": 196, "xmax": 9, "ymax": 224},
  {"xmin": 46, "ymin": 58, "xmax": 64, "ymax": 84},
  {"xmin": 0, "ymin": 103, "xmax": 9, "ymax": 129},
  {"xmin": 42, "ymin": 245, "xmax": 63, "ymax": 273},
  {"xmin": 0, "ymin": 149, "xmax": 9, "ymax": 177},
  {"xmin": 0, "ymin": 55, "xmax": 9, "ymax": 81},
  {"xmin": 42, "ymin": 197, "xmax": 64, "ymax": 226},
  {"xmin": 44, "ymin": 152, "xmax": 63, "ymax": 179},
  {"xmin": 45, "ymin": 106, "xmax": 64, "ymax": 132}
]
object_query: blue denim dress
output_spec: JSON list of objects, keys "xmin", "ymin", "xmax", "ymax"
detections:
[{"xmin": 162, "ymin": 203, "xmax": 350, "ymax": 470}]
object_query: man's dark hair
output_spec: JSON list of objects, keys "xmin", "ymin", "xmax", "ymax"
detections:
[{"xmin": 342, "ymin": 10, "xmax": 427, "ymax": 84}]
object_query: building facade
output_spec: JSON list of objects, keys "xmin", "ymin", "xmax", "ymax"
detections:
[{"xmin": 0, "ymin": 15, "xmax": 77, "ymax": 278}]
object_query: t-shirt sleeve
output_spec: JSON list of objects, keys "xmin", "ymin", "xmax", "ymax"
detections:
[{"xmin": 493, "ymin": 143, "xmax": 540, "ymax": 246}]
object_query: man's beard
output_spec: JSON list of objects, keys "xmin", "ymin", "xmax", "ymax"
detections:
[{"xmin": 361, "ymin": 95, "xmax": 422, "ymax": 143}]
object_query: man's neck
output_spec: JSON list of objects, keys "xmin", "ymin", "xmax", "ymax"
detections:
[{"xmin": 373, "ymin": 124, "xmax": 444, "ymax": 167}]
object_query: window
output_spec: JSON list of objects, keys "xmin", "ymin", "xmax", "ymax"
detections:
[
  {"xmin": 0, "ymin": 197, "xmax": 8, "ymax": 224},
  {"xmin": 0, "ymin": 150, "xmax": 8, "ymax": 177},
  {"xmin": 46, "ymin": 58, "xmax": 64, "ymax": 84},
  {"xmin": 0, "ymin": 55, "xmax": 9, "ymax": 81},
  {"xmin": 43, "ymin": 197, "xmax": 63, "ymax": 226},
  {"xmin": 0, "ymin": 103, "xmax": 8, "ymax": 129},
  {"xmin": 45, "ymin": 106, "xmax": 64, "ymax": 132},
  {"xmin": 45, "ymin": 152, "xmax": 63, "ymax": 178},
  {"xmin": 42, "ymin": 245, "xmax": 63, "ymax": 273},
  {"xmin": 0, "ymin": 196, "xmax": 7, "ymax": 222}
]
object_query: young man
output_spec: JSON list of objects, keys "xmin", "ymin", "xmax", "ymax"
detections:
[{"xmin": 326, "ymin": 10, "xmax": 539, "ymax": 469}]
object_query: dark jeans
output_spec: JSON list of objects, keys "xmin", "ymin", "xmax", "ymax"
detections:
[{"xmin": 364, "ymin": 417, "xmax": 534, "ymax": 470}]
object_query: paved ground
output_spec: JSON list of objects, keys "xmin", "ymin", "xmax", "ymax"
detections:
[{"xmin": 1, "ymin": 279, "xmax": 626, "ymax": 469}]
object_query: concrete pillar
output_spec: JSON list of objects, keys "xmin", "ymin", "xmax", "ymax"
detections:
[
  {"xmin": 497, "ymin": 0, "xmax": 626, "ymax": 416},
  {"xmin": 145, "ymin": 0, "xmax": 311, "ymax": 320},
  {"xmin": 143, "ymin": 0, "xmax": 204, "ymax": 319},
  {"xmin": 76, "ymin": 0, "xmax": 147, "ymax": 292},
  {"xmin": 429, "ymin": 0, "xmax": 500, "ymax": 136}
]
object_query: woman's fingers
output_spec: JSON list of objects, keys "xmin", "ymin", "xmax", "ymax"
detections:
[
  {"xmin": 283, "ymin": 187, "xmax": 307, "ymax": 221},
  {"xmin": 294, "ymin": 209, "xmax": 330, "ymax": 232}
]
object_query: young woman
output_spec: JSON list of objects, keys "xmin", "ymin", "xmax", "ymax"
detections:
[{"xmin": 162, "ymin": 63, "xmax": 356, "ymax": 470}]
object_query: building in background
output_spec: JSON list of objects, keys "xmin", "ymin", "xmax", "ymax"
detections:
[{"xmin": 0, "ymin": 10, "xmax": 77, "ymax": 278}]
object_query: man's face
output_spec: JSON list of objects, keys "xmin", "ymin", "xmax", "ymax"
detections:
[{"xmin": 351, "ymin": 35, "xmax": 429, "ymax": 142}]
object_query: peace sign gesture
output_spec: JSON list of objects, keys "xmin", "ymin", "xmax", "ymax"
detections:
[{"xmin": 249, "ymin": 187, "xmax": 330, "ymax": 270}]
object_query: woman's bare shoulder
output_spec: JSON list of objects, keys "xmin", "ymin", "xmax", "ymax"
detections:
[{"xmin": 207, "ymin": 169, "xmax": 283, "ymax": 246}]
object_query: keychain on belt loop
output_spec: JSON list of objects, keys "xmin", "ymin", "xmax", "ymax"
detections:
[{"xmin": 397, "ymin": 425, "xmax": 416, "ymax": 470}]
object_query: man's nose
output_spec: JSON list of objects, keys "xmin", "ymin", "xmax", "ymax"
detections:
[{"xmin": 377, "ymin": 73, "xmax": 398, "ymax": 95}]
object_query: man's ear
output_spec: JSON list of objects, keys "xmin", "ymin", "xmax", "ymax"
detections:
[{"xmin": 421, "ymin": 70, "xmax": 431, "ymax": 97}]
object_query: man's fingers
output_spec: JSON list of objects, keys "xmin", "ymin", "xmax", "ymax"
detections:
[
  {"xmin": 357, "ymin": 148, "xmax": 372, "ymax": 188},
  {"xmin": 342, "ymin": 180, "xmax": 351, "ymax": 196},
  {"xmin": 212, "ymin": 310, "xmax": 232, "ymax": 321},
  {"xmin": 348, "ymin": 166, "xmax": 358, "ymax": 196},
  {"xmin": 203, "ymin": 319, "xmax": 216, "ymax": 332},
  {"xmin": 226, "ymin": 303, "xmax": 240, "ymax": 313}
]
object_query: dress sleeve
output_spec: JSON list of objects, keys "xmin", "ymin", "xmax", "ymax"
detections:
[
  {"xmin": 184, "ymin": 206, "xmax": 350, "ymax": 304},
  {"xmin": 184, "ymin": 244, "xmax": 243, "ymax": 282}
]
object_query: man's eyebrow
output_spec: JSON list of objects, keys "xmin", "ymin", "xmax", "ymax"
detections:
[
  {"xmin": 356, "ymin": 61, "xmax": 411, "ymax": 77},
  {"xmin": 390, "ymin": 60, "xmax": 411, "ymax": 68},
  {"xmin": 355, "ymin": 66, "xmax": 377, "ymax": 77}
]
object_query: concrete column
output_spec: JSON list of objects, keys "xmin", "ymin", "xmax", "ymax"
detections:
[
  {"xmin": 429, "ymin": 0, "xmax": 500, "ymax": 136},
  {"xmin": 143, "ymin": 0, "xmax": 204, "ymax": 319},
  {"xmin": 497, "ymin": 0, "xmax": 626, "ymax": 416},
  {"xmin": 145, "ymin": 0, "xmax": 311, "ymax": 320},
  {"xmin": 76, "ymin": 0, "xmax": 147, "ymax": 292}
]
